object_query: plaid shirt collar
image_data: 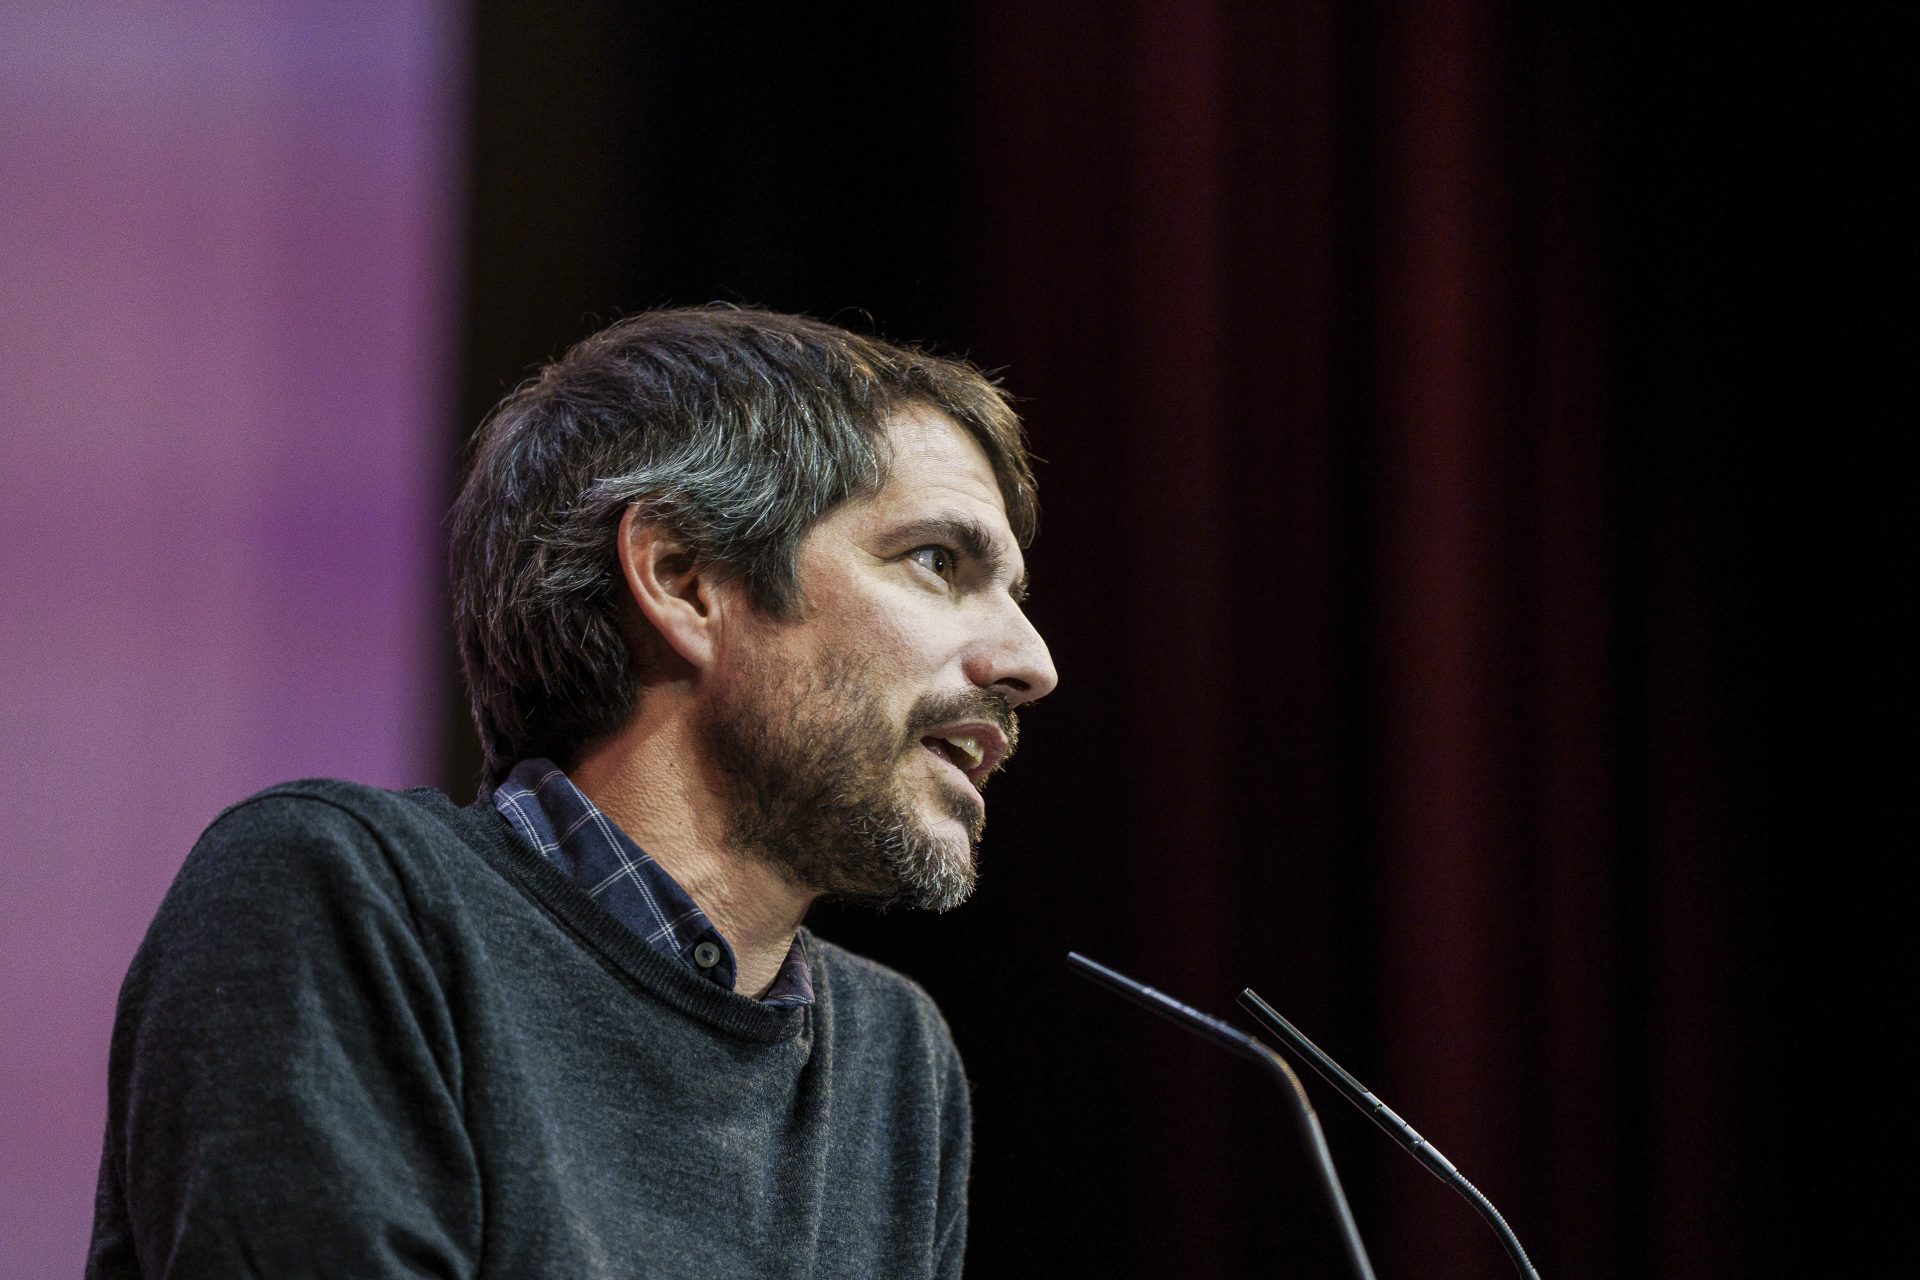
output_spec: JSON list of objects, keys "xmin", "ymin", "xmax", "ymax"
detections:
[{"xmin": 492, "ymin": 758, "xmax": 813, "ymax": 1008}]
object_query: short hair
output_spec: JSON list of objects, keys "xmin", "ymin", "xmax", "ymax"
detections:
[{"xmin": 449, "ymin": 305, "xmax": 1037, "ymax": 787}]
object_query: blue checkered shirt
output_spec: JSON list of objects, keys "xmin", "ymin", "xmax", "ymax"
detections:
[{"xmin": 492, "ymin": 758, "xmax": 813, "ymax": 1007}]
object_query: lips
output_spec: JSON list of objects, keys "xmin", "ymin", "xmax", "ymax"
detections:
[{"xmin": 917, "ymin": 721, "xmax": 1011, "ymax": 790}]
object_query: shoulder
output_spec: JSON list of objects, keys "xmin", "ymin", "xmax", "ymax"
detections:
[
  {"xmin": 119, "ymin": 780, "xmax": 492, "ymax": 1035},
  {"xmin": 804, "ymin": 935, "xmax": 973, "ymax": 1194},
  {"xmin": 804, "ymin": 933, "xmax": 965, "ymax": 1065},
  {"xmin": 203, "ymin": 777, "xmax": 460, "ymax": 846},
  {"xmin": 147, "ymin": 780, "xmax": 479, "ymax": 959},
  {"xmin": 805, "ymin": 932, "xmax": 938, "ymax": 1009},
  {"xmin": 186, "ymin": 779, "xmax": 465, "ymax": 884}
]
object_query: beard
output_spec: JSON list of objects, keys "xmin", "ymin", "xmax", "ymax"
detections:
[{"xmin": 699, "ymin": 647, "xmax": 1015, "ymax": 912}]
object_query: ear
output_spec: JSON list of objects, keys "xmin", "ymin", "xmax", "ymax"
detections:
[{"xmin": 615, "ymin": 507, "xmax": 727, "ymax": 673}]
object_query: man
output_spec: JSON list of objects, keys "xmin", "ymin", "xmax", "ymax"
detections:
[{"xmin": 87, "ymin": 307, "xmax": 1057, "ymax": 1278}]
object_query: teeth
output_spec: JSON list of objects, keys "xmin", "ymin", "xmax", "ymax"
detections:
[{"xmin": 941, "ymin": 735, "xmax": 984, "ymax": 770}]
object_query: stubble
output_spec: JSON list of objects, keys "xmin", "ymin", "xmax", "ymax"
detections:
[{"xmin": 701, "ymin": 648, "xmax": 1014, "ymax": 912}]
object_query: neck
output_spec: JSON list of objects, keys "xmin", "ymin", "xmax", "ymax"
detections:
[{"xmin": 569, "ymin": 699, "xmax": 817, "ymax": 998}]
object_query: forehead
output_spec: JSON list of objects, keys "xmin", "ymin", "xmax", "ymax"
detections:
[
  {"xmin": 796, "ymin": 404, "xmax": 1021, "ymax": 579},
  {"xmin": 870, "ymin": 405, "xmax": 1008, "ymax": 516}
]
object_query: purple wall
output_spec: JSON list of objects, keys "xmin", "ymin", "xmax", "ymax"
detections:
[{"xmin": 0, "ymin": 4, "xmax": 463, "ymax": 1270}]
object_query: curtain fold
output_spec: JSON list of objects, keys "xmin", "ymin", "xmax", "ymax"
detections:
[{"xmin": 960, "ymin": 1, "xmax": 1758, "ymax": 1275}]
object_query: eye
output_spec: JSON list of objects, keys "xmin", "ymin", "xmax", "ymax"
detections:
[{"xmin": 906, "ymin": 545, "xmax": 957, "ymax": 583}]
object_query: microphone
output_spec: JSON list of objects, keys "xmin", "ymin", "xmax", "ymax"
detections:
[
  {"xmin": 1065, "ymin": 952, "xmax": 1377, "ymax": 1280},
  {"xmin": 1238, "ymin": 987, "xmax": 1543, "ymax": 1280}
]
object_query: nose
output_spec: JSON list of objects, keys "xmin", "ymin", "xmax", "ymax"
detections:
[{"xmin": 966, "ymin": 596, "xmax": 1058, "ymax": 707}]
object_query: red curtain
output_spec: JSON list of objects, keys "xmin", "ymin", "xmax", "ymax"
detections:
[{"xmin": 951, "ymin": 2, "xmax": 1768, "ymax": 1276}]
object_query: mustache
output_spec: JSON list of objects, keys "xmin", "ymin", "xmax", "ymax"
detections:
[{"xmin": 905, "ymin": 689, "xmax": 1020, "ymax": 758}]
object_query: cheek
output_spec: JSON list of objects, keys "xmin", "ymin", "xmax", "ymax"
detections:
[
  {"xmin": 795, "ymin": 571, "xmax": 968, "ymax": 690},
  {"xmin": 840, "ymin": 630, "xmax": 927, "ymax": 695},
  {"xmin": 861, "ymin": 604, "xmax": 964, "ymax": 682},
  {"xmin": 813, "ymin": 585, "xmax": 945, "ymax": 667}
]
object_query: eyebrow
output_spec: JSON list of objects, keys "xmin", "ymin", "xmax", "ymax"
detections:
[{"xmin": 888, "ymin": 514, "xmax": 1030, "ymax": 600}]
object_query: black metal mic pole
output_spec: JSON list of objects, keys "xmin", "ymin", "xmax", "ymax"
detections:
[
  {"xmin": 1065, "ymin": 953, "xmax": 1377, "ymax": 1280},
  {"xmin": 1238, "ymin": 988, "xmax": 1543, "ymax": 1280}
]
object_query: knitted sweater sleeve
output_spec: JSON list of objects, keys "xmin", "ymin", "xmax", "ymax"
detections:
[{"xmin": 87, "ymin": 792, "xmax": 480, "ymax": 1279}]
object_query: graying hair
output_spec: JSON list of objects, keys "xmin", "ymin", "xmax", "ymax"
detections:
[{"xmin": 449, "ymin": 306, "xmax": 1037, "ymax": 787}]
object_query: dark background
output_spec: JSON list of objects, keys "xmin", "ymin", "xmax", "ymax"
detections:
[{"xmin": 453, "ymin": 4, "xmax": 1788, "ymax": 1276}]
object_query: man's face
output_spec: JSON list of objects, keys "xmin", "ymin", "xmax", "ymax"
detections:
[{"xmin": 701, "ymin": 405, "xmax": 1057, "ymax": 910}]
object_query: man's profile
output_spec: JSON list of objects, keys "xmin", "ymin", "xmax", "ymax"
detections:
[{"xmin": 86, "ymin": 307, "xmax": 1057, "ymax": 1278}]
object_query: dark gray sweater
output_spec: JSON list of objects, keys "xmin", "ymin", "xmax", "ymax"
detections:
[{"xmin": 87, "ymin": 781, "xmax": 970, "ymax": 1278}]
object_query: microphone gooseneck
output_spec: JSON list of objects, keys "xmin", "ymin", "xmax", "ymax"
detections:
[
  {"xmin": 1237, "ymin": 987, "xmax": 1543, "ymax": 1280},
  {"xmin": 1064, "ymin": 952, "xmax": 1377, "ymax": 1280}
]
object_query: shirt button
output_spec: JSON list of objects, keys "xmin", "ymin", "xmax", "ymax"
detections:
[{"xmin": 693, "ymin": 941, "xmax": 722, "ymax": 969}]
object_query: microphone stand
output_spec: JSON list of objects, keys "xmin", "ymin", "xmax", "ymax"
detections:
[
  {"xmin": 1066, "ymin": 953, "xmax": 1378, "ymax": 1280},
  {"xmin": 1238, "ymin": 988, "xmax": 1543, "ymax": 1280}
]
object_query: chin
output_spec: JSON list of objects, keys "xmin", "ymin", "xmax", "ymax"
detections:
[
  {"xmin": 927, "ymin": 821, "xmax": 976, "ymax": 870},
  {"xmin": 876, "ymin": 796, "xmax": 976, "ymax": 912},
  {"xmin": 896, "ymin": 843, "xmax": 977, "ymax": 913}
]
